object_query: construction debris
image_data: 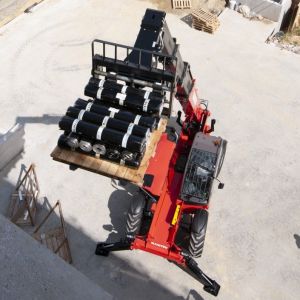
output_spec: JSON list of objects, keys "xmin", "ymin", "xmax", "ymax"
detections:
[
  {"xmin": 267, "ymin": 31, "xmax": 300, "ymax": 54},
  {"xmin": 238, "ymin": 5, "xmax": 250, "ymax": 18},
  {"xmin": 191, "ymin": 8, "xmax": 220, "ymax": 34},
  {"xmin": 237, "ymin": 4, "xmax": 266, "ymax": 22}
]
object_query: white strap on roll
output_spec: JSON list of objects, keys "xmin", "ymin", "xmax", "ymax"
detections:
[
  {"xmin": 98, "ymin": 79, "xmax": 105, "ymax": 87},
  {"xmin": 86, "ymin": 102, "xmax": 93, "ymax": 111},
  {"xmin": 108, "ymin": 107, "xmax": 119, "ymax": 118},
  {"xmin": 71, "ymin": 119, "xmax": 79, "ymax": 133},
  {"xmin": 134, "ymin": 115, "xmax": 141, "ymax": 125},
  {"xmin": 116, "ymin": 93, "xmax": 126, "ymax": 106},
  {"xmin": 96, "ymin": 126, "xmax": 105, "ymax": 140},
  {"xmin": 97, "ymin": 88, "xmax": 103, "ymax": 99},
  {"xmin": 144, "ymin": 90, "xmax": 151, "ymax": 99},
  {"xmin": 78, "ymin": 110, "xmax": 86, "ymax": 120},
  {"xmin": 121, "ymin": 133, "xmax": 130, "ymax": 148},
  {"xmin": 143, "ymin": 99, "xmax": 150, "ymax": 112},
  {"xmin": 146, "ymin": 129, "xmax": 151, "ymax": 140},
  {"xmin": 102, "ymin": 116, "xmax": 109, "ymax": 127},
  {"xmin": 127, "ymin": 123, "xmax": 134, "ymax": 135},
  {"xmin": 144, "ymin": 86, "xmax": 153, "ymax": 92},
  {"xmin": 158, "ymin": 104, "xmax": 163, "ymax": 116},
  {"xmin": 121, "ymin": 85, "xmax": 128, "ymax": 94}
]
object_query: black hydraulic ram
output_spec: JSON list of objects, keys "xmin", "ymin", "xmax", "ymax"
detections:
[
  {"xmin": 84, "ymin": 84, "xmax": 164, "ymax": 115},
  {"xmin": 59, "ymin": 116, "xmax": 146, "ymax": 153},
  {"xmin": 74, "ymin": 99, "xmax": 158, "ymax": 130},
  {"xmin": 66, "ymin": 106, "xmax": 150, "ymax": 139}
]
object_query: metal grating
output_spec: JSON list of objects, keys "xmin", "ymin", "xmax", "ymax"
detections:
[{"xmin": 180, "ymin": 148, "xmax": 216, "ymax": 204}]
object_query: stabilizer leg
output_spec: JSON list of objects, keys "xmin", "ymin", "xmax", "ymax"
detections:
[
  {"xmin": 173, "ymin": 256, "xmax": 220, "ymax": 296},
  {"xmin": 95, "ymin": 239, "xmax": 132, "ymax": 256}
]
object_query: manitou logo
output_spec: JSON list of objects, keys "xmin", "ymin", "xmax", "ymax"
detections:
[{"xmin": 150, "ymin": 242, "xmax": 168, "ymax": 250}]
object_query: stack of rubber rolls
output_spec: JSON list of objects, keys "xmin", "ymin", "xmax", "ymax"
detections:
[{"xmin": 57, "ymin": 77, "xmax": 163, "ymax": 168}]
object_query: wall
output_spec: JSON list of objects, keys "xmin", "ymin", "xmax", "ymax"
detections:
[
  {"xmin": 237, "ymin": 0, "xmax": 292, "ymax": 23},
  {"xmin": 0, "ymin": 124, "xmax": 25, "ymax": 171}
]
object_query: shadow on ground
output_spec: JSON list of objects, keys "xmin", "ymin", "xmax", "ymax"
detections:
[
  {"xmin": 100, "ymin": 181, "xmax": 206, "ymax": 299},
  {"xmin": 0, "ymin": 177, "xmax": 206, "ymax": 300},
  {"xmin": 16, "ymin": 114, "xmax": 62, "ymax": 125},
  {"xmin": 181, "ymin": 14, "xmax": 193, "ymax": 27},
  {"xmin": 0, "ymin": 151, "xmax": 24, "ymax": 215},
  {"xmin": 294, "ymin": 234, "xmax": 300, "ymax": 249}
]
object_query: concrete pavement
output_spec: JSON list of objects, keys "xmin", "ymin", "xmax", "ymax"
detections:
[{"xmin": 0, "ymin": 1, "xmax": 299, "ymax": 299}]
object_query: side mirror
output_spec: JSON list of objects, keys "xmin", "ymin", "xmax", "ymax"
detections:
[
  {"xmin": 218, "ymin": 182, "xmax": 224, "ymax": 189},
  {"xmin": 176, "ymin": 111, "xmax": 183, "ymax": 127}
]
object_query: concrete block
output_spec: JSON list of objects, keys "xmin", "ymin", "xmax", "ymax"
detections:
[
  {"xmin": 0, "ymin": 123, "xmax": 25, "ymax": 171},
  {"xmin": 237, "ymin": 0, "xmax": 292, "ymax": 22},
  {"xmin": 0, "ymin": 214, "xmax": 112, "ymax": 300}
]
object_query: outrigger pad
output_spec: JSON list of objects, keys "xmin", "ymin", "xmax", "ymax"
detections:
[
  {"xmin": 95, "ymin": 243, "xmax": 110, "ymax": 256},
  {"xmin": 203, "ymin": 281, "xmax": 220, "ymax": 297}
]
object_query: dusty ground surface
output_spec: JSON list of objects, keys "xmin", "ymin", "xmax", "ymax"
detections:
[
  {"xmin": 283, "ymin": 27, "xmax": 300, "ymax": 45},
  {"xmin": 267, "ymin": 28, "xmax": 300, "ymax": 54},
  {"xmin": 0, "ymin": 0, "xmax": 300, "ymax": 300}
]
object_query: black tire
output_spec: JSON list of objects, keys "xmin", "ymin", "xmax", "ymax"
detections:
[
  {"xmin": 125, "ymin": 193, "xmax": 146, "ymax": 237},
  {"xmin": 188, "ymin": 210, "xmax": 208, "ymax": 258}
]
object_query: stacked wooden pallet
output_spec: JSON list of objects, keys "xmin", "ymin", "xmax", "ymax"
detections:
[
  {"xmin": 191, "ymin": 8, "xmax": 220, "ymax": 34},
  {"xmin": 172, "ymin": 0, "xmax": 192, "ymax": 9}
]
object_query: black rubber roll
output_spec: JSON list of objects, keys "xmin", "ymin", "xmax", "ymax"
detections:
[
  {"xmin": 66, "ymin": 106, "xmax": 150, "ymax": 139},
  {"xmin": 74, "ymin": 99, "xmax": 157, "ymax": 131},
  {"xmin": 59, "ymin": 116, "xmax": 146, "ymax": 153},
  {"xmin": 87, "ymin": 77, "xmax": 163, "ymax": 100},
  {"xmin": 84, "ymin": 84, "xmax": 163, "ymax": 115},
  {"xmin": 57, "ymin": 134, "xmax": 142, "ymax": 168}
]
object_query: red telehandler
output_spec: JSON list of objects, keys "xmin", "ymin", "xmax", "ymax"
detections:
[{"xmin": 93, "ymin": 9, "xmax": 227, "ymax": 297}]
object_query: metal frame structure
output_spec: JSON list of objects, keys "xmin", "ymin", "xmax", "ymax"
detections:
[{"xmin": 91, "ymin": 39, "xmax": 178, "ymax": 116}]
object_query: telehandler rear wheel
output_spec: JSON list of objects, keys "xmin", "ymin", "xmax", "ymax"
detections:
[
  {"xmin": 188, "ymin": 210, "xmax": 208, "ymax": 258},
  {"xmin": 125, "ymin": 193, "xmax": 146, "ymax": 237}
]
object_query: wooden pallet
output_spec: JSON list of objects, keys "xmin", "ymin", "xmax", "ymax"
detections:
[
  {"xmin": 0, "ymin": 0, "xmax": 44, "ymax": 28},
  {"xmin": 191, "ymin": 8, "xmax": 220, "ymax": 34},
  {"xmin": 51, "ymin": 118, "xmax": 168, "ymax": 185},
  {"xmin": 33, "ymin": 201, "xmax": 72, "ymax": 264},
  {"xmin": 192, "ymin": 22, "xmax": 218, "ymax": 34},
  {"xmin": 7, "ymin": 164, "xmax": 39, "ymax": 226},
  {"xmin": 172, "ymin": 0, "xmax": 192, "ymax": 9}
]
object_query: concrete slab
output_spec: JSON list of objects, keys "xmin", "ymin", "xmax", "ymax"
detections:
[
  {"xmin": 0, "ymin": 214, "xmax": 112, "ymax": 300},
  {"xmin": 0, "ymin": 1, "xmax": 299, "ymax": 300},
  {"xmin": 0, "ymin": 0, "xmax": 44, "ymax": 28}
]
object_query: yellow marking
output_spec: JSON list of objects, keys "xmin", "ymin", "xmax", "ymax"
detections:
[{"xmin": 171, "ymin": 205, "xmax": 181, "ymax": 226}]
